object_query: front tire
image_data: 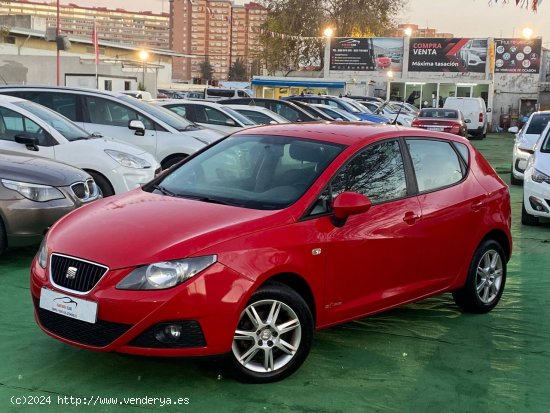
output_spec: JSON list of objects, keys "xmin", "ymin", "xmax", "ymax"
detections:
[
  {"xmin": 521, "ymin": 200, "xmax": 539, "ymax": 225},
  {"xmin": 227, "ymin": 281, "xmax": 314, "ymax": 383},
  {"xmin": 87, "ymin": 171, "xmax": 114, "ymax": 197},
  {"xmin": 510, "ymin": 173, "xmax": 523, "ymax": 186},
  {"xmin": 453, "ymin": 239, "xmax": 506, "ymax": 314}
]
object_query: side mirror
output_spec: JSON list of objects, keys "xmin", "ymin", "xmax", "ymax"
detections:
[
  {"xmin": 15, "ymin": 134, "xmax": 39, "ymax": 151},
  {"xmin": 128, "ymin": 119, "xmax": 146, "ymax": 136},
  {"xmin": 269, "ymin": 120, "xmax": 278, "ymax": 125},
  {"xmin": 508, "ymin": 126, "xmax": 519, "ymax": 134},
  {"xmin": 464, "ymin": 119, "xmax": 472, "ymax": 124},
  {"xmin": 331, "ymin": 191, "xmax": 372, "ymax": 227},
  {"xmin": 91, "ymin": 131, "xmax": 103, "ymax": 138},
  {"xmin": 225, "ymin": 118, "xmax": 238, "ymax": 127}
]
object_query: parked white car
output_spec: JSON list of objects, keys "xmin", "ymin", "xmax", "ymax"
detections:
[
  {"xmin": 522, "ymin": 122, "xmax": 550, "ymax": 225},
  {"xmin": 312, "ymin": 104, "xmax": 365, "ymax": 122},
  {"xmin": 155, "ymin": 99, "xmax": 257, "ymax": 134},
  {"xmin": 444, "ymin": 97, "xmax": 489, "ymax": 138},
  {"xmin": 0, "ymin": 87, "xmax": 223, "ymax": 169},
  {"xmin": 222, "ymin": 104, "xmax": 290, "ymax": 125},
  {"xmin": 0, "ymin": 95, "xmax": 158, "ymax": 196},
  {"xmin": 509, "ymin": 111, "xmax": 550, "ymax": 185}
]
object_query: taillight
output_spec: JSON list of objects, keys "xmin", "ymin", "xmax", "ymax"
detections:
[
  {"xmin": 411, "ymin": 120, "xmax": 419, "ymax": 127},
  {"xmin": 450, "ymin": 125, "xmax": 460, "ymax": 133},
  {"xmin": 479, "ymin": 112, "xmax": 484, "ymax": 122}
]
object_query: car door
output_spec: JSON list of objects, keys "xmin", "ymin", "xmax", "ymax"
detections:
[
  {"xmin": 80, "ymin": 95, "xmax": 158, "ymax": 157},
  {"xmin": 404, "ymin": 137, "xmax": 487, "ymax": 288},
  {"xmin": 313, "ymin": 139, "xmax": 423, "ymax": 324},
  {"xmin": 0, "ymin": 106, "xmax": 56, "ymax": 159}
]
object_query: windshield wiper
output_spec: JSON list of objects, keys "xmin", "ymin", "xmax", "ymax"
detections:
[
  {"xmin": 177, "ymin": 193, "xmax": 238, "ymax": 206},
  {"xmin": 153, "ymin": 184, "xmax": 177, "ymax": 197}
]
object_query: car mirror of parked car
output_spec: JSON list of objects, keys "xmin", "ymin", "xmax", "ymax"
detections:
[
  {"xmin": 331, "ymin": 191, "xmax": 372, "ymax": 226},
  {"xmin": 14, "ymin": 134, "xmax": 39, "ymax": 151},
  {"xmin": 508, "ymin": 126, "xmax": 519, "ymax": 134},
  {"xmin": 128, "ymin": 119, "xmax": 146, "ymax": 136}
]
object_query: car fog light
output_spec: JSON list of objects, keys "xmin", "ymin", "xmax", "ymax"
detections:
[
  {"xmin": 155, "ymin": 324, "xmax": 183, "ymax": 343},
  {"xmin": 529, "ymin": 196, "xmax": 549, "ymax": 213}
]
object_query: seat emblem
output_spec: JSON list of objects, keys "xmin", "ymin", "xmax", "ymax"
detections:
[{"xmin": 66, "ymin": 266, "xmax": 78, "ymax": 279}]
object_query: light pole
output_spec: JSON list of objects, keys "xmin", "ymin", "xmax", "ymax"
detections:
[
  {"xmin": 139, "ymin": 50, "xmax": 149, "ymax": 90},
  {"xmin": 323, "ymin": 27, "xmax": 334, "ymax": 79},
  {"xmin": 386, "ymin": 70, "xmax": 393, "ymax": 100},
  {"xmin": 56, "ymin": 0, "xmax": 60, "ymax": 85}
]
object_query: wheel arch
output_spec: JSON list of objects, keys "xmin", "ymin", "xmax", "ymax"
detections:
[
  {"xmin": 480, "ymin": 229, "xmax": 511, "ymax": 262},
  {"xmin": 160, "ymin": 153, "xmax": 188, "ymax": 169},
  {"xmin": 259, "ymin": 273, "xmax": 316, "ymax": 324},
  {"xmin": 82, "ymin": 169, "xmax": 115, "ymax": 195}
]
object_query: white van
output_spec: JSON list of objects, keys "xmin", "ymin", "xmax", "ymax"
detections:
[
  {"xmin": 204, "ymin": 88, "xmax": 253, "ymax": 101},
  {"xmin": 443, "ymin": 97, "xmax": 490, "ymax": 138}
]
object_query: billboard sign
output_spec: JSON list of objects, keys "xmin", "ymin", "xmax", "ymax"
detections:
[
  {"xmin": 330, "ymin": 37, "xmax": 403, "ymax": 71},
  {"xmin": 494, "ymin": 38, "xmax": 542, "ymax": 74},
  {"xmin": 408, "ymin": 38, "xmax": 487, "ymax": 73}
]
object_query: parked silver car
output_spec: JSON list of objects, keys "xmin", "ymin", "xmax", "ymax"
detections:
[{"xmin": 0, "ymin": 151, "xmax": 100, "ymax": 255}]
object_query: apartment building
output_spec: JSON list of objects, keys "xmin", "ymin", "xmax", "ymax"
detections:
[
  {"xmin": 0, "ymin": 1, "xmax": 170, "ymax": 49},
  {"xmin": 170, "ymin": 0, "xmax": 267, "ymax": 82}
]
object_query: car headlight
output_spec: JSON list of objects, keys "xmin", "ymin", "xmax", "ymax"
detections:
[
  {"xmin": 37, "ymin": 238, "xmax": 48, "ymax": 269},
  {"xmin": 1, "ymin": 179, "xmax": 65, "ymax": 202},
  {"xmin": 516, "ymin": 146, "xmax": 533, "ymax": 157},
  {"xmin": 531, "ymin": 168, "xmax": 550, "ymax": 184},
  {"xmin": 116, "ymin": 255, "xmax": 217, "ymax": 290},
  {"xmin": 104, "ymin": 150, "xmax": 151, "ymax": 169}
]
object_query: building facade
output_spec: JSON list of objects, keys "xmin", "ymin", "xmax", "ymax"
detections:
[
  {"xmin": 0, "ymin": 1, "xmax": 169, "ymax": 49},
  {"xmin": 170, "ymin": 0, "xmax": 267, "ymax": 82}
]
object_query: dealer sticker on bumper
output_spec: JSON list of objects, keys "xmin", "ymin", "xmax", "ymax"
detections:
[{"xmin": 39, "ymin": 288, "xmax": 98, "ymax": 324}]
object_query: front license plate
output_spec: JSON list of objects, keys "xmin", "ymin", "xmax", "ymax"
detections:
[
  {"xmin": 39, "ymin": 288, "xmax": 98, "ymax": 324},
  {"xmin": 427, "ymin": 126, "xmax": 444, "ymax": 131}
]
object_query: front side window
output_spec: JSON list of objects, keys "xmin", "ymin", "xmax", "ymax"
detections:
[
  {"xmin": 194, "ymin": 106, "xmax": 233, "ymax": 126},
  {"xmin": 526, "ymin": 114, "xmax": 550, "ymax": 135},
  {"xmin": 157, "ymin": 135, "xmax": 344, "ymax": 210},
  {"xmin": 0, "ymin": 106, "xmax": 50, "ymax": 145},
  {"xmin": 235, "ymin": 109, "xmax": 271, "ymax": 124},
  {"xmin": 84, "ymin": 96, "xmax": 153, "ymax": 129},
  {"xmin": 407, "ymin": 139, "xmax": 464, "ymax": 192},
  {"xmin": 330, "ymin": 139, "xmax": 407, "ymax": 204}
]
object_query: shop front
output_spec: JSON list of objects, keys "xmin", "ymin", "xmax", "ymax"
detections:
[{"xmin": 250, "ymin": 78, "xmax": 345, "ymax": 99}]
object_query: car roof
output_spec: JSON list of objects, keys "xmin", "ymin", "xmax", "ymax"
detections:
[
  {"xmin": 156, "ymin": 99, "xmax": 224, "ymax": 108},
  {"xmin": 0, "ymin": 85, "xmax": 127, "ymax": 98},
  {"xmin": 234, "ymin": 122, "xmax": 464, "ymax": 146}
]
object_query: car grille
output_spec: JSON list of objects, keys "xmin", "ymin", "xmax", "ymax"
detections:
[
  {"xmin": 70, "ymin": 179, "xmax": 98, "ymax": 201},
  {"xmin": 34, "ymin": 298, "xmax": 131, "ymax": 347},
  {"xmin": 50, "ymin": 254, "xmax": 108, "ymax": 293},
  {"xmin": 129, "ymin": 321, "xmax": 206, "ymax": 348}
]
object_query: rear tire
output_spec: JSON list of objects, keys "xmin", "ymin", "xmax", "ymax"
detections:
[
  {"xmin": 521, "ymin": 200, "xmax": 540, "ymax": 226},
  {"xmin": 453, "ymin": 239, "xmax": 506, "ymax": 314},
  {"xmin": 87, "ymin": 171, "xmax": 114, "ymax": 197},
  {"xmin": 227, "ymin": 281, "xmax": 314, "ymax": 383}
]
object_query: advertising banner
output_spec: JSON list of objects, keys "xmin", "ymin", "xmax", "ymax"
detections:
[
  {"xmin": 494, "ymin": 38, "xmax": 542, "ymax": 74},
  {"xmin": 408, "ymin": 38, "xmax": 487, "ymax": 73},
  {"xmin": 330, "ymin": 37, "xmax": 403, "ymax": 71}
]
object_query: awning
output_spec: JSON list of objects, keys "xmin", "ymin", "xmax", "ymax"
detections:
[{"xmin": 251, "ymin": 79, "xmax": 345, "ymax": 88}]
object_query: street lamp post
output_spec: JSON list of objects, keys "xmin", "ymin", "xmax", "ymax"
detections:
[
  {"xmin": 139, "ymin": 50, "xmax": 149, "ymax": 90},
  {"xmin": 323, "ymin": 27, "xmax": 334, "ymax": 79},
  {"xmin": 386, "ymin": 70, "xmax": 393, "ymax": 100}
]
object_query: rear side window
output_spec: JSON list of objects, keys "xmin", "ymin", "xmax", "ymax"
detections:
[
  {"xmin": 83, "ymin": 96, "xmax": 154, "ymax": 129},
  {"xmin": 407, "ymin": 139, "xmax": 464, "ymax": 192},
  {"xmin": 5, "ymin": 91, "xmax": 81, "ymax": 122},
  {"xmin": 526, "ymin": 114, "xmax": 550, "ymax": 135}
]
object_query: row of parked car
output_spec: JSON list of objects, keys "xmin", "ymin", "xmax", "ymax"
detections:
[{"xmin": 0, "ymin": 87, "xmax": 497, "ymax": 256}]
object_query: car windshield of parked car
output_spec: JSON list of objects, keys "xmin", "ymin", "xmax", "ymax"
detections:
[
  {"xmin": 526, "ymin": 114, "xmax": 550, "ymax": 135},
  {"xmin": 223, "ymin": 107, "xmax": 257, "ymax": 125},
  {"xmin": 14, "ymin": 101, "xmax": 90, "ymax": 141},
  {"xmin": 156, "ymin": 135, "xmax": 345, "ymax": 210},
  {"xmin": 340, "ymin": 98, "xmax": 368, "ymax": 113},
  {"xmin": 118, "ymin": 95, "xmax": 195, "ymax": 131},
  {"xmin": 418, "ymin": 109, "xmax": 459, "ymax": 119}
]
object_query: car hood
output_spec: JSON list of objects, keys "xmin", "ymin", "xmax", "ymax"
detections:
[
  {"xmin": 517, "ymin": 133, "xmax": 541, "ymax": 150},
  {"xmin": 0, "ymin": 151, "xmax": 90, "ymax": 186},
  {"xmin": 182, "ymin": 128, "xmax": 224, "ymax": 144},
  {"xmin": 47, "ymin": 189, "xmax": 290, "ymax": 269},
  {"xmin": 533, "ymin": 152, "xmax": 550, "ymax": 176},
  {"xmin": 72, "ymin": 136, "xmax": 152, "ymax": 156}
]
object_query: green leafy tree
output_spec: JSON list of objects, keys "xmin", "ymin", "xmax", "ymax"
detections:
[
  {"xmin": 228, "ymin": 58, "xmax": 248, "ymax": 81},
  {"xmin": 259, "ymin": 0, "xmax": 407, "ymax": 73},
  {"xmin": 199, "ymin": 60, "xmax": 213, "ymax": 83}
]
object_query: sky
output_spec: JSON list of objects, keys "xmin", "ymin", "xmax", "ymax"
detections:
[{"xmin": 71, "ymin": 0, "xmax": 549, "ymax": 45}]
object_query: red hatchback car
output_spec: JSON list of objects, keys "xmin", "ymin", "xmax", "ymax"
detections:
[
  {"xmin": 31, "ymin": 123, "xmax": 512, "ymax": 383},
  {"xmin": 412, "ymin": 108, "xmax": 469, "ymax": 137}
]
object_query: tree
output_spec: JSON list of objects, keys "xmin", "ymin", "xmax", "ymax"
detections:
[
  {"xmin": 199, "ymin": 60, "xmax": 213, "ymax": 83},
  {"xmin": 488, "ymin": 0, "xmax": 541, "ymax": 11},
  {"xmin": 228, "ymin": 58, "xmax": 248, "ymax": 81},
  {"xmin": 259, "ymin": 0, "xmax": 407, "ymax": 73}
]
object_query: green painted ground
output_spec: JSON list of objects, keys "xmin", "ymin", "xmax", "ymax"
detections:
[{"xmin": 1, "ymin": 133, "xmax": 549, "ymax": 413}]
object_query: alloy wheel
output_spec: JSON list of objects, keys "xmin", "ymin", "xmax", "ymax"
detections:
[{"xmin": 475, "ymin": 249, "xmax": 503, "ymax": 304}]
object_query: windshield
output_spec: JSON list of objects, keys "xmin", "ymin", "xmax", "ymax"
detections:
[
  {"xmin": 156, "ymin": 135, "xmax": 344, "ymax": 210},
  {"xmin": 118, "ymin": 95, "xmax": 194, "ymax": 131},
  {"xmin": 419, "ymin": 109, "xmax": 459, "ymax": 119},
  {"xmin": 526, "ymin": 114, "xmax": 550, "ymax": 135},
  {"xmin": 223, "ymin": 107, "xmax": 257, "ymax": 125},
  {"xmin": 340, "ymin": 98, "xmax": 367, "ymax": 113},
  {"xmin": 15, "ymin": 101, "xmax": 90, "ymax": 141}
]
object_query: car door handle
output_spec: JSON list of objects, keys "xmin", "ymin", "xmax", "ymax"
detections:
[
  {"xmin": 403, "ymin": 211, "xmax": 420, "ymax": 225},
  {"xmin": 472, "ymin": 200, "xmax": 486, "ymax": 211}
]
